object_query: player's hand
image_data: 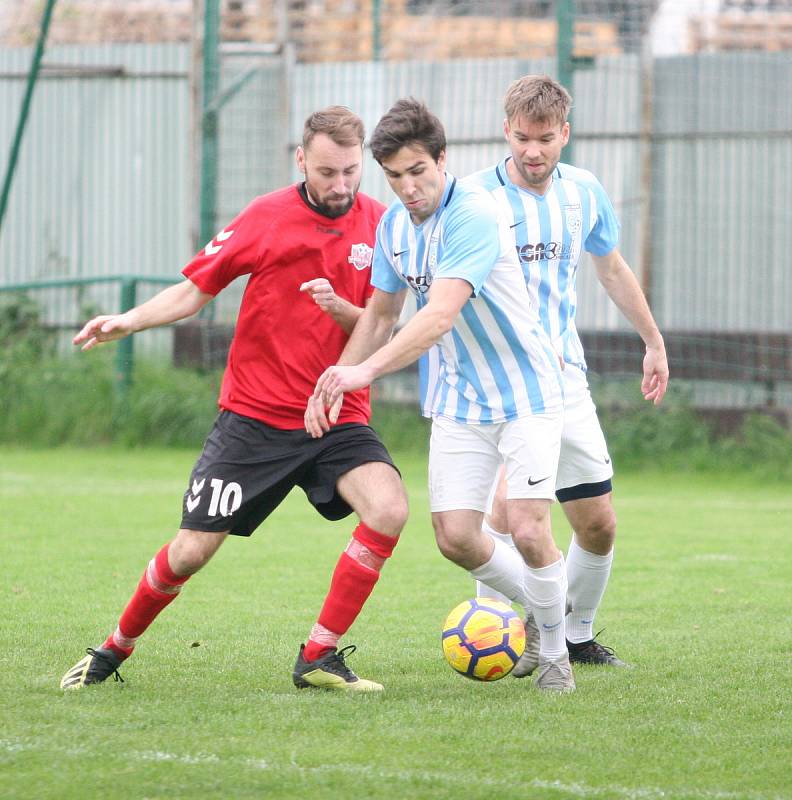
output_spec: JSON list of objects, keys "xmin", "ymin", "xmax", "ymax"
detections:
[
  {"xmin": 641, "ymin": 344, "xmax": 669, "ymax": 406},
  {"xmin": 300, "ymin": 278, "xmax": 340, "ymax": 314},
  {"xmin": 314, "ymin": 364, "xmax": 375, "ymax": 405},
  {"xmin": 304, "ymin": 392, "xmax": 342, "ymax": 439},
  {"xmin": 313, "ymin": 364, "xmax": 375, "ymax": 414},
  {"xmin": 72, "ymin": 314, "xmax": 134, "ymax": 351}
]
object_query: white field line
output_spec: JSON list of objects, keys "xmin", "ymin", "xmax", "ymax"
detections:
[{"xmin": 1, "ymin": 738, "xmax": 785, "ymax": 800}]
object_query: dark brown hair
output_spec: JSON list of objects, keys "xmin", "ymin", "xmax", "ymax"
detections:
[{"xmin": 370, "ymin": 97, "xmax": 446, "ymax": 163}]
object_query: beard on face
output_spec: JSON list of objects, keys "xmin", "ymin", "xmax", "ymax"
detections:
[
  {"xmin": 515, "ymin": 160, "xmax": 555, "ymax": 188},
  {"xmin": 304, "ymin": 177, "xmax": 358, "ymax": 219}
]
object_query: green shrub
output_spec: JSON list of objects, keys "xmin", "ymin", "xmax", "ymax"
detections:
[
  {"xmin": 0, "ymin": 294, "xmax": 789, "ymax": 478},
  {"xmin": 0, "ymin": 350, "xmax": 114, "ymax": 444},
  {"xmin": 594, "ymin": 381, "xmax": 714, "ymax": 470},
  {"xmin": 712, "ymin": 413, "xmax": 792, "ymax": 480},
  {"xmin": 119, "ymin": 361, "xmax": 221, "ymax": 447}
]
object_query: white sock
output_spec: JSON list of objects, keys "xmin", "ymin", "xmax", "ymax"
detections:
[
  {"xmin": 475, "ymin": 521, "xmax": 517, "ymax": 605},
  {"xmin": 470, "ymin": 535, "xmax": 530, "ymax": 608},
  {"xmin": 524, "ymin": 556, "xmax": 568, "ymax": 661},
  {"xmin": 565, "ymin": 536, "xmax": 613, "ymax": 644}
]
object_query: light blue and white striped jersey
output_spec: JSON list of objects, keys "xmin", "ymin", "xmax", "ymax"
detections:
[
  {"xmin": 464, "ymin": 158, "xmax": 620, "ymax": 371},
  {"xmin": 372, "ymin": 173, "xmax": 563, "ymax": 424}
]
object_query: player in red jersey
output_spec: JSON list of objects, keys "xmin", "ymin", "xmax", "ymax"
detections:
[{"xmin": 60, "ymin": 107, "xmax": 408, "ymax": 693}]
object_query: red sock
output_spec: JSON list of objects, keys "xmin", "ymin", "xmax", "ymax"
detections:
[
  {"xmin": 103, "ymin": 543, "xmax": 190, "ymax": 660},
  {"xmin": 303, "ymin": 523, "xmax": 398, "ymax": 662}
]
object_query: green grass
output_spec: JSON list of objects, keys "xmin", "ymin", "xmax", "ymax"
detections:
[{"xmin": 1, "ymin": 447, "xmax": 790, "ymax": 800}]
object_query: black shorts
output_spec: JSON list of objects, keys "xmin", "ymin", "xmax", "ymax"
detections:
[{"xmin": 180, "ymin": 411, "xmax": 398, "ymax": 537}]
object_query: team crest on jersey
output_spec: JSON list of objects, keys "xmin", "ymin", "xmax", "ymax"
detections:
[
  {"xmin": 347, "ymin": 243, "xmax": 373, "ymax": 270},
  {"xmin": 563, "ymin": 204, "xmax": 582, "ymax": 236}
]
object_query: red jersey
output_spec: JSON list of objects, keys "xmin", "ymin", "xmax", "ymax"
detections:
[{"xmin": 183, "ymin": 185, "xmax": 385, "ymax": 429}]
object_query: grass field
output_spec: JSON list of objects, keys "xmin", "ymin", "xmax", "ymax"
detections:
[{"xmin": 1, "ymin": 446, "xmax": 790, "ymax": 800}]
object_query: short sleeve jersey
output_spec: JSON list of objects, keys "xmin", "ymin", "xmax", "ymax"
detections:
[
  {"xmin": 464, "ymin": 159, "xmax": 620, "ymax": 370},
  {"xmin": 372, "ymin": 174, "xmax": 563, "ymax": 424},
  {"xmin": 183, "ymin": 185, "xmax": 385, "ymax": 429}
]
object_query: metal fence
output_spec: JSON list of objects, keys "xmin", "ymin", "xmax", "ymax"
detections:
[{"xmin": 1, "ymin": 0, "xmax": 791, "ymax": 419}]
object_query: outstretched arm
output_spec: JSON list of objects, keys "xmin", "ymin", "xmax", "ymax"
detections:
[
  {"xmin": 592, "ymin": 248, "xmax": 669, "ymax": 405},
  {"xmin": 73, "ymin": 278, "xmax": 214, "ymax": 351}
]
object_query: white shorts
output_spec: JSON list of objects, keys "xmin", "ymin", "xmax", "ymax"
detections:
[
  {"xmin": 555, "ymin": 364, "xmax": 613, "ymax": 493},
  {"xmin": 428, "ymin": 411, "xmax": 563, "ymax": 512}
]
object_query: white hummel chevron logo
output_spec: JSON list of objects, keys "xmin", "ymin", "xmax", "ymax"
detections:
[
  {"xmin": 204, "ymin": 228, "xmax": 235, "ymax": 256},
  {"xmin": 186, "ymin": 478, "xmax": 204, "ymax": 513}
]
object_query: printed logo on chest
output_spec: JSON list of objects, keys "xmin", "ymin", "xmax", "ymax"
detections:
[
  {"xmin": 564, "ymin": 204, "xmax": 582, "ymax": 236},
  {"xmin": 347, "ymin": 243, "xmax": 373, "ymax": 270},
  {"xmin": 515, "ymin": 241, "xmax": 575, "ymax": 263}
]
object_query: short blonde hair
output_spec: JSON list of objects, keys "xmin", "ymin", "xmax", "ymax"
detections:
[{"xmin": 503, "ymin": 75, "xmax": 572, "ymax": 127}]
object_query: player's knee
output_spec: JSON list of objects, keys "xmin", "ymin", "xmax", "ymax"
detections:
[
  {"xmin": 170, "ymin": 529, "xmax": 226, "ymax": 575},
  {"xmin": 433, "ymin": 531, "xmax": 459, "ymax": 562},
  {"xmin": 578, "ymin": 509, "xmax": 617, "ymax": 553},
  {"xmin": 360, "ymin": 488, "xmax": 408, "ymax": 537},
  {"xmin": 431, "ymin": 516, "xmax": 467, "ymax": 563},
  {"xmin": 512, "ymin": 514, "xmax": 554, "ymax": 562}
]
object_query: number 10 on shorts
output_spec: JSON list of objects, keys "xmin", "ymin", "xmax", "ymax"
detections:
[{"xmin": 205, "ymin": 478, "xmax": 242, "ymax": 518}]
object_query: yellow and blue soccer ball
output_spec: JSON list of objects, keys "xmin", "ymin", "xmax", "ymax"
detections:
[{"xmin": 441, "ymin": 598, "xmax": 525, "ymax": 681}]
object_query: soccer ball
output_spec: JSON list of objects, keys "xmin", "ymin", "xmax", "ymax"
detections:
[{"xmin": 441, "ymin": 598, "xmax": 525, "ymax": 681}]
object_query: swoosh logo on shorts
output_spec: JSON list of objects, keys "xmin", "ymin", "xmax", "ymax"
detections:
[{"xmin": 527, "ymin": 475, "xmax": 550, "ymax": 486}]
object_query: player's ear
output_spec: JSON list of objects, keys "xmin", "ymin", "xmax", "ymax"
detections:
[
  {"xmin": 561, "ymin": 122, "xmax": 570, "ymax": 147},
  {"xmin": 503, "ymin": 118, "xmax": 510, "ymax": 141},
  {"xmin": 295, "ymin": 146, "xmax": 306, "ymax": 175}
]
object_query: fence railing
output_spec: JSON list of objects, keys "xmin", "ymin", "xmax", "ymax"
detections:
[{"xmin": 0, "ymin": 275, "xmax": 177, "ymax": 400}]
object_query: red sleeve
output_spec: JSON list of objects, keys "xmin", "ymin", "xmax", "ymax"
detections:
[{"xmin": 182, "ymin": 197, "xmax": 269, "ymax": 295}]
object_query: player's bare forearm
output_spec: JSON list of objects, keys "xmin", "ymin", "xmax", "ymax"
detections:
[
  {"xmin": 299, "ymin": 278, "xmax": 363, "ymax": 335},
  {"xmin": 132, "ymin": 279, "xmax": 213, "ymax": 329},
  {"xmin": 593, "ymin": 249, "xmax": 669, "ymax": 404},
  {"xmin": 593, "ymin": 249, "xmax": 663, "ymax": 348},
  {"xmin": 330, "ymin": 298, "xmax": 364, "ymax": 335},
  {"xmin": 337, "ymin": 288, "xmax": 406, "ymax": 366},
  {"xmin": 318, "ymin": 278, "xmax": 472, "ymax": 404},
  {"xmin": 73, "ymin": 279, "xmax": 212, "ymax": 350},
  {"xmin": 360, "ymin": 306, "xmax": 450, "ymax": 377}
]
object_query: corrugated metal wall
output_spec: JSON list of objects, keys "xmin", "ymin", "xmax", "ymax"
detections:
[
  {"xmin": 652, "ymin": 52, "xmax": 792, "ymax": 334},
  {"xmin": 0, "ymin": 44, "xmax": 189, "ymax": 325},
  {"xmin": 1, "ymin": 45, "xmax": 790, "ymax": 401}
]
